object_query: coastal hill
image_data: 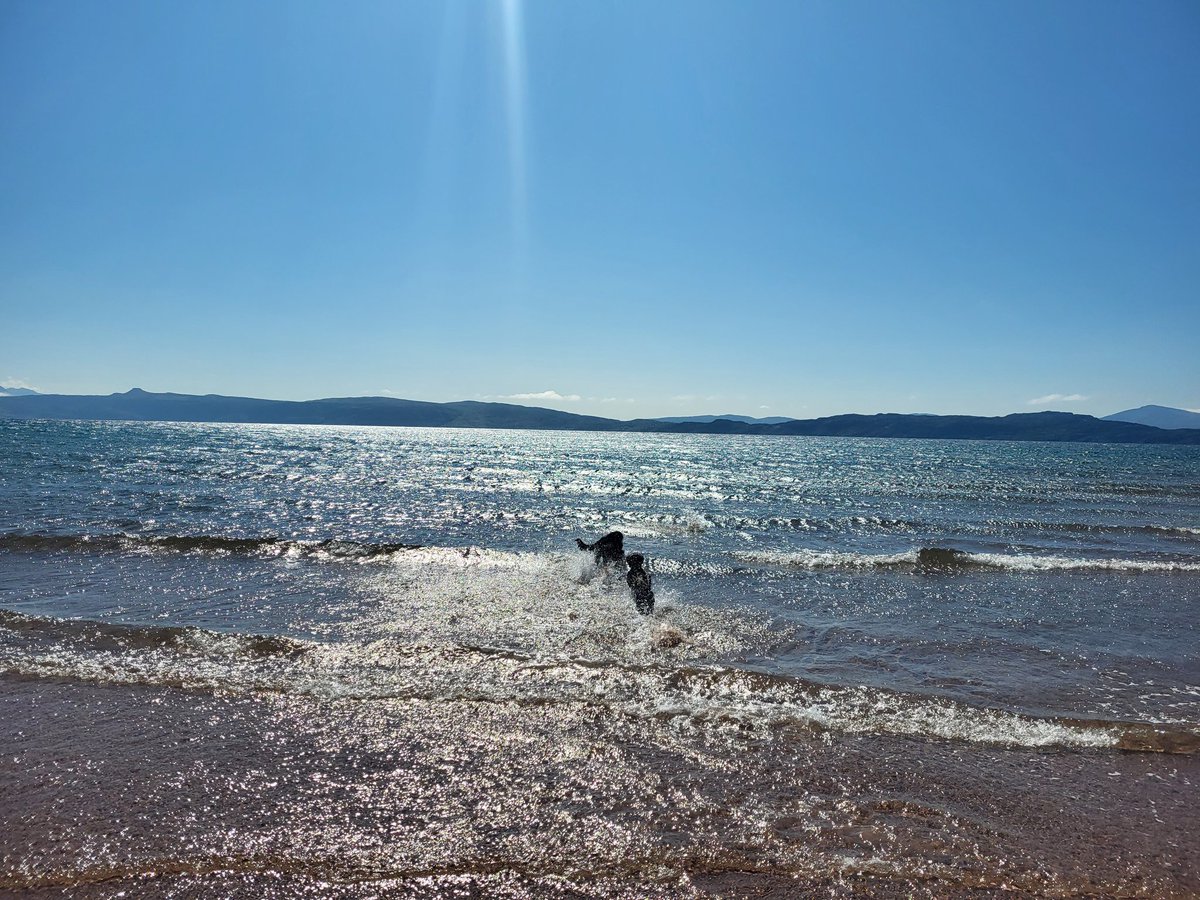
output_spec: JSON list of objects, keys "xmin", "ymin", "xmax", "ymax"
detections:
[
  {"xmin": 0, "ymin": 388, "xmax": 622, "ymax": 432},
  {"xmin": 656, "ymin": 414, "xmax": 795, "ymax": 425},
  {"xmin": 2, "ymin": 388, "xmax": 1199, "ymax": 445},
  {"xmin": 1104, "ymin": 405, "xmax": 1200, "ymax": 430}
]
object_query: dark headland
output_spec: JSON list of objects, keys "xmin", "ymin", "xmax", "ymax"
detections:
[{"xmin": 2, "ymin": 388, "xmax": 1199, "ymax": 445}]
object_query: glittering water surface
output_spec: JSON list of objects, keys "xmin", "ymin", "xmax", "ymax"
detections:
[{"xmin": 1, "ymin": 420, "xmax": 1198, "ymax": 896}]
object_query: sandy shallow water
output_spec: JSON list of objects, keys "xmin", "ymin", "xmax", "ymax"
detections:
[{"xmin": 2, "ymin": 676, "xmax": 1197, "ymax": 898}]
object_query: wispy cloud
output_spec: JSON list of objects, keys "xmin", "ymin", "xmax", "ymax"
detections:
[
  {"xmin": 1028, "ymin": 393, "xmax": 1088, "ymax": 406},
  {"xmin": 2, "ymin": 377, "xmax": 39, "ymax": 391},
  {"xmin": 500, "ymin": 390, "xmax": 581, "ymax": 402}
]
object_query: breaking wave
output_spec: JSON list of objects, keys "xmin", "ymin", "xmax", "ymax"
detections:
[
  {"xmin": 620, "ymin": 513, "xmax": 924, "ymax": 535},
  {"xmin": 1, "ymin": 610, "xmax": 1196, "ymax": 754},
  {"xmin": 734, "ymin": 546, "xmax": 1200, "ymax": 573},
  {"xmin": 985, "ymin": 520, "xmax": 1200, "ymax": 539},
  {"xmin": 6, "ymin": 529, "xmax": 1198, "ymax": 576},
  {"xmin": 0, "ymin": 532, "xmax": 424, "ymax": 560},
  {"xmin": 0, "ymin": 608, "xmax": 307, "ymax": 657}
]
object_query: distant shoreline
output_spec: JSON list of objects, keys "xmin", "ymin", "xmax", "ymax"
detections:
[{"xmin": 3, "ymin": 389, "xmax": 1200, "ymax": 446}]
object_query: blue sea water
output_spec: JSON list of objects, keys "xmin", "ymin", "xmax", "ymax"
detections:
[
  {"xmin": 2, "ymin": 419, "xmax": 1199, "ymax": 895},
  {"xmin": 3, "ymin": 419, "xmax": 1197, "ymax": 731}
]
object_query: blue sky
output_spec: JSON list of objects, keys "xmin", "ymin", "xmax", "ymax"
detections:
[{"xmin": 2, "ymin": 0, "xmax": 1197, "ymax": 418}]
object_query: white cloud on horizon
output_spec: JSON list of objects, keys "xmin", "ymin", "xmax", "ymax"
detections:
[
  {"xmin": 2, "ymin": 377, "xmax": 39, "ymax": 391},
  {"xmin": 1027, "ymin": 393, "xmax": 1088, "ymax": 406},
  {"xmin": 500, "ymin": 390, "xmax": 582, "ymax": 402}
]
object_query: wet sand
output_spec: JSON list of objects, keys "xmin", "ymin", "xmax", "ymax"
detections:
[{"xmin": 2, "ymin": 677, "xmax": 1196, "ymax": 898}]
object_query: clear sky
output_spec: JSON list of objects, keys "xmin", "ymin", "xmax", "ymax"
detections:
[{"xmin": 2, "ymin": 0, "xmax": 1197, "ymax": 419}]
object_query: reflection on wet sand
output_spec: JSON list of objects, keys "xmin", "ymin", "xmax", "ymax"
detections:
[{"xmin": 2, "ymin": 679, "xmax": 1196, "ymax": 898}]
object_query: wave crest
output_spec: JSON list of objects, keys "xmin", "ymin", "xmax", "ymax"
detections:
[
  {"xmin": 2, "ymin": 611, "xmax": 1196, "ymax": 754},
  {"xmin": 734, "ymin": 546, "xmax": 1200, "ymax": 573},
  {"xmin": 0, "ymin": 532, "xmax": 424, "ymax": 560}
]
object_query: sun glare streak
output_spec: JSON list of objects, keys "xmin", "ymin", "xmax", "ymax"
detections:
[
  {"xmin": 500, "ymin": 0, "xmax": 528, "ymax": 270},
  {"xmin": 421, "ymin": 2, "xmax": 467, "ymax": 241}
]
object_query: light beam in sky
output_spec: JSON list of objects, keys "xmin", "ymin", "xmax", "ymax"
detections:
[{"xmin": 499, "ymin": 0, "xmax": 529, "ymax": 270}]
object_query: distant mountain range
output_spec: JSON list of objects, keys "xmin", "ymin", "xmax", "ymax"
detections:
[
  {"xmin": 0, "ymin": 385, "xmax": 38, "ymax": 397},
  {"xmin": 655, "ymin": 414, "xmax": 795, "ymax": 425},
  {"xmin": 1104, "ymin": 405, "xmax": 1200, "ymax": 430},
  {"xmin": 2, "ymin": 388, "xmax": 1200, "ymax": 445}
]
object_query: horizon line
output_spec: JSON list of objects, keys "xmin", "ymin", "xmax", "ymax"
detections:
[{"xmin": 0, "ymin": 384, "xmax": 1184, "ymax": 423}]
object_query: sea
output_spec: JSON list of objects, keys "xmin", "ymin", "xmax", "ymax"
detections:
[{"xmin": 1, "ymin": 419, "xmax": 1198, "ymax": 897}]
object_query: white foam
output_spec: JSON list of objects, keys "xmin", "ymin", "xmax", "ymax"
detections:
[
  {"xmin": 353, "ymin": 548, "xmax": 757, "ymax": 663},
  {"xmin": 1147, "ymin": 525, "xmax": 1200, "ymax": 537},
  {"xmin": 734, "ymin": 548, "xmax": 1200, "ymax": 573},
  {"xmin": 734, "ymin": 549, "xmax": 919, "ymax": 569},
  {"xmin": 968, "ymin": 552, "xmax": 1200, "ymax": 572},
  {"xmin": 523, "ymin": 663, "xmax": 1120, "ymax": 749},
  {"xmin": 0, "ymin": 630, "xmax": 1125, "ymax": 751}
]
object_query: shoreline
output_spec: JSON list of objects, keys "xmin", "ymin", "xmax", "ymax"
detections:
[{"xmin": 3, "ymin": 677, "xmax": 1198, "ymax": 898}]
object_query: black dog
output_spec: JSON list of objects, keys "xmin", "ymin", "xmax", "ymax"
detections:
[
  {"xmin": 625, "ymin": 553, "xmax": 655, "ymax": 615},
  {"xmin": 575, "ymin": 530, "xmax": 626, "ymax": 568}
]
